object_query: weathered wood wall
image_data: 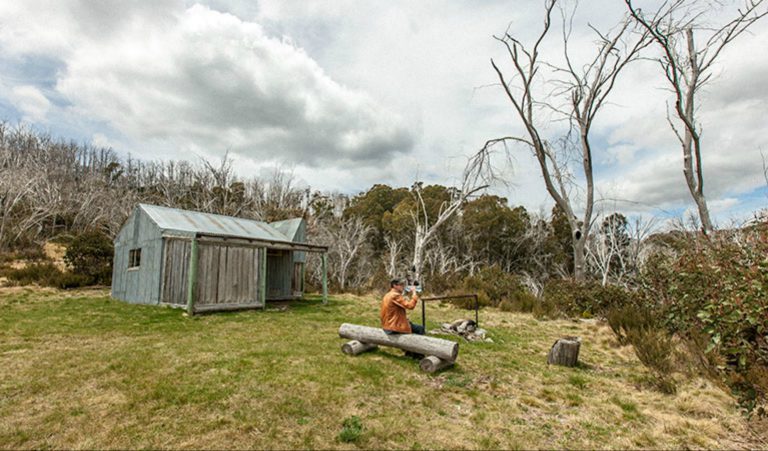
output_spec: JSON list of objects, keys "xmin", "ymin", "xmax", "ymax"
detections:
[
  {"xmin": 195, "ymin": 243, "xmax": 262, "ymax": 308},
  {"xmin": 160, "ymin": 238, "xmax": 191, "ymax": 305},
  {"xmin": 112, "ymin": 208, "xmax": 164, "ymax": 304}
]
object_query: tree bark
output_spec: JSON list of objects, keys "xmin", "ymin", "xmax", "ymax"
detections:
[
  {"xmin": 572, "ymin": 233, "xmax": 587, "ymax": 281},
  {"xmin": 547, "ymin": 337, "xmax": 581, "ymax": 367},
  {"xmin": 419, "ymin": 355, "xmax": 454, "ymax": 373},
  {"xmin": 341, "ymin": 340, "xmax": 378, "ymax": 356},
  {"xmin": 338, "ymin": 323, "xmax": 459, "ymax": 362}
]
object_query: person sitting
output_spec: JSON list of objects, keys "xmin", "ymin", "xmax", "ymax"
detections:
[{"xmin": 380, "ymin": 278, "xmax": 425, "ymax": 338}]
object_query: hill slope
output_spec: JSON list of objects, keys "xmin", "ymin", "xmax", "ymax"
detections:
[{"xmin": 0, "ymin": 288, "xmax": 764, "ymax": 449}]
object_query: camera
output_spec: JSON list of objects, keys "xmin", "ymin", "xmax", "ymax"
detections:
[{"xmin": 404, "ymin": 280, "xmax": 422, "ymax": 293}]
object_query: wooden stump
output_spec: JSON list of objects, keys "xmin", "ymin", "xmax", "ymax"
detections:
[
  {"xmin": 338, "ymin": 323, "xmax": 459, "ymax": 362},
  {"xmin": 419, "ymin": 355, "xmax": 454, "ymax": 373},
  {"xmin": 341, "ymin": 340, "xmax": 378, "ymax": 356},
  {"xmin": 547, "ymin": 336, "xmax": 581, "ymax": 367}
]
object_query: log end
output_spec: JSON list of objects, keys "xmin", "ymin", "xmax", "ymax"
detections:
[{"xmin": 419, "ymin": 355, "xmax": 454, "ymax": 373}]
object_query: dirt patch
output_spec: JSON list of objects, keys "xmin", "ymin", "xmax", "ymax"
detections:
[{"xmin": 44, "ymin": 242, "xmax": 67, "ymax": 270}]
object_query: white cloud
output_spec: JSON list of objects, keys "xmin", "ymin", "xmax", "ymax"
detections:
[
  {"xmin": 0, "ymin": 2, "xmax": 414, "ymax": 168},
  {"xmin": 9, "ymin": 85, "xmax": 50, "ymax": 122},
  {"xmin": 0, "ymin": 0, "xmax": 765, "ymax": 225}
]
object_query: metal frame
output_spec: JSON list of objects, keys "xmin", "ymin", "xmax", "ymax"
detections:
[{"xmin": 419, "ymin": 294, "xmax": 479, "ymax": 332}]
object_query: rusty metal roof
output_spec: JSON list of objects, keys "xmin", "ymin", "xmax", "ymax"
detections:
[
  {"xmin": 269, "ymin": 218, "xmax": 303, "ymax": 241},
  {"xmin": 139, "ymin": 204, "xmax": 296, "ymax": 243}
]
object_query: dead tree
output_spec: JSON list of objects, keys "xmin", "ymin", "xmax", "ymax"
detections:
[
  {"xmin": 625, "ymin": 0, "xmax": 768, "ymax": 235},
  {"xmin": 409, "ymin": 153, "xmax": 489, "ymax": 283},
  {"xmin": 383, "ymin": 234, "xmax": 404, "ymax": 278},
  {"xmin": 488, "ymin": 0, "xmax": 650, "ymax": 280}
]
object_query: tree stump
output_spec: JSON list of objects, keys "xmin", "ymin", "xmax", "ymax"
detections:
[
  {"xmin": 419, "ymin": 355, "xmax": 454, "ymax": 373},
  {"xmin": 547, "ymin": 336, "xmax": 581, "ymax": 367},
  {"xmin": 341, "ymin": 340, "xmax": 378, "ymax": 356}
]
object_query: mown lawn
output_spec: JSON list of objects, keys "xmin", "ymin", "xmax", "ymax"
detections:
[{"xmin": 0, "ymin": 287, "xmax": 764, "ymax": 449}]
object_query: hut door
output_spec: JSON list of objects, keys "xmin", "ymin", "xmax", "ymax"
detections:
[{"xmin": 266, "ymin": 250, "xmax": 291, "ymax": 299}]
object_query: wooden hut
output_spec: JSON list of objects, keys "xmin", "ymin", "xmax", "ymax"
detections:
[{"xmin": 111, "ymin": 204, "xmax": 328, "ymax": 313}]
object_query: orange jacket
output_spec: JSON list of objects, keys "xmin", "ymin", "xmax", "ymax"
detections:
[{"xmin": 380, "ymin": 288, "xmax": 419, "ymax": 333}]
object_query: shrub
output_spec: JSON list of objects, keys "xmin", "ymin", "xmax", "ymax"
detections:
[
  {"xmin": 509, "ymin": 290, "xmax": 538, "ymax": 313},
  {"xmin": 426, "ymin": 270, "xmax": 462, "ymax": 295},
  {"xmin": 638, "ymin": 227, "xmax": 768, "ymax": 413},
  {"xmin": 460, "ymin": 266, "xmax": 530, "ymax": 308},
  {"xmin": 337, "ymin": 415, "xmax": 363, "ymax": 443},
  {"xmin": 626, "ymin": 328, "xmax": 677, "ymax": 394},
  {"xmin": 64, "ymin": 231, "xmax": 114, "ymax": 285},
  {"xmin": 606, "ymin": 305, "xmax": 657, "ymax": 345},
  {"xmin": 541, "ymin": 279, "xmax": 632, "ymax": 319},
  {"xmin": 53, "ymin": 272, "xmax": 92, "ymax": 289},
  {"xmin": 5, "ymin": 263, "xmax": 63, "ymax": 286},
  {"xmin": 532, "ymin": 295, "xmax": 559, "ymax": 319},
  {"xmin": 5, "ymin": 263, "xmax": 92, "ymax": 289},
  {"xmin": 0, "ymin": 246, "xmax": 46, "ymax": 263},
  {"xmin": 498, "ymin": 299, "xmax": 515, "ymax": 312}
]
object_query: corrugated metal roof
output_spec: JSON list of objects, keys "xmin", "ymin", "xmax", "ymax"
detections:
[
  {"xmin": 269, "ymin": 218, "xmax": 303, "ymax": 241},
  {"xmin": 139, "ymin": 204, "xmax": 294, "ymax": 243}
]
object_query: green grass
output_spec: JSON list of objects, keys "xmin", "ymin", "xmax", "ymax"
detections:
[{"xmin": 0, "ymin": 287, "xmax": 760, "ymax": 449}]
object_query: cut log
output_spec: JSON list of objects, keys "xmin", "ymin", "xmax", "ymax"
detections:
[
  {"xmin": 338, "ymin": 323, "xmax": 459, "ymax": 362},
  {"xmin": 419, "ymin": 355, "xmax": 454, "ymax": 373},
  {"xmin": 341, "ymin": 340, "xmax": 378, "ymax": 356},
  {"xmin": 547, "ymin": 336, "xmax": 581, "ymax": 367}
]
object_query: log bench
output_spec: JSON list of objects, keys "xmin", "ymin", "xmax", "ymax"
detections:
[{"xmin": 338, "ymin": 323, "xmax": 459, "ymax": 373}]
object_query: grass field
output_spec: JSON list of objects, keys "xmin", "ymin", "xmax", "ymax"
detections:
[{"xmin": 0, "ymin": 287, "xmax": 765, "ymax": 449}]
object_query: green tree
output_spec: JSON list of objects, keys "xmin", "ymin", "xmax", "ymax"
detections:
[
  {"xmin": 462, "ymin": 195, "xmax": 529, "ymax": 271},
  {"xmin": 64, "ymin": 231, "xmax": 114, "ymax": 285},
  {"xmin": 344, "ymin": 184, "xmax": 409, "ymax": 251}
]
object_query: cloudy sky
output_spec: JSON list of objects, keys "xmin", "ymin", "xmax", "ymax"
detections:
[{"xmin": 0, "ymin": 0, "xmax": 765, "ymax": 226}]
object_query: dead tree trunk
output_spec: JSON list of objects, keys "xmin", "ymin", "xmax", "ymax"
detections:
[
  {"xmin": 547, "ymin": 337, "xmax": 581, "ymax": 367},
  {"xmin": 338, "ymin": 323, "xmax": 459, "ymax": 362}
]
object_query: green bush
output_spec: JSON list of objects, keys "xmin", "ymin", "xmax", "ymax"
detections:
[
  {"xmin": 5, "ymin": 263, "xmax": 62, "ymax": 286},
  {"xmin": 337, "ymin": 415, "xmax": 363, "ymax": 443},
  {"xmin": 638, "ymin": 227, "xmax": 768, "ymax": 413},
  {"xmin": 425, "ymin": 270, "xmax": 462, "ymax": 295},
  {"xmin": 0, "ymin": 246, "xmax": 46, "ymax": 263},
  {"xmin": 541, "ymin": 279, "xmax": 632, "ymax": 319},
  {"xmin": 4, "ymin": 262, "xmax": 91, "ymax": 289},
  {"xmin": 64, "ymin": 231, "xmax": 114, "ymax": 285},
  {"xmin": 459, "ymin": 266, "xmax": 531, "ymax": 309},
  {"xmin": 626, "ymin": 328, "xmax": 677, "ymax": 394},
  {"xmin": 532, "ymin": 295, "xmax": 559, "ymax": 319},
  {"xmin": 54, "ymin": 272, "xmax": 92, "ymax": 289},
  {"xmin": 607, "ymin": 305, "xmax": 657, "ymax": 345}
]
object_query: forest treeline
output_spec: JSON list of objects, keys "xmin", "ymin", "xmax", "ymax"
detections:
[
  {"xmin": 0, "ymin": 123, "xmax": 644, "ymax": 293},
  {"xmin": 1, "ymin": 123, "xmax": 767, "ymax": 414}
]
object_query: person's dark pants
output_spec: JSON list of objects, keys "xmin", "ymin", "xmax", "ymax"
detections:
[
  {"xmin": 409, "ymin": 321, "xmax": 425, "ymax": 335},
  {"xmin": 384, "ymin": 321, "xmax": 425, "ymax": 335}
]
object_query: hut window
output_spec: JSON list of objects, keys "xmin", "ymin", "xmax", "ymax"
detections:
[{"xmin": 128, "ymin": 248, "xmax": 142, "ymax": 269}]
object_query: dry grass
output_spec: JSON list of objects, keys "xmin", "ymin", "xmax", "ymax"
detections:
[{"xmin": 0, "ymin": 287, "xmax": 766, "ymax": 449}]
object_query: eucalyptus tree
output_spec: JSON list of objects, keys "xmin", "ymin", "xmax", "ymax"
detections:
[
  {"xmin": 624, "ymin": 0, "xmax": 767, "ymax": 234},
  {"xmin": 487, "ymin": 0, "xmax": 650, "ymax": 279}
]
